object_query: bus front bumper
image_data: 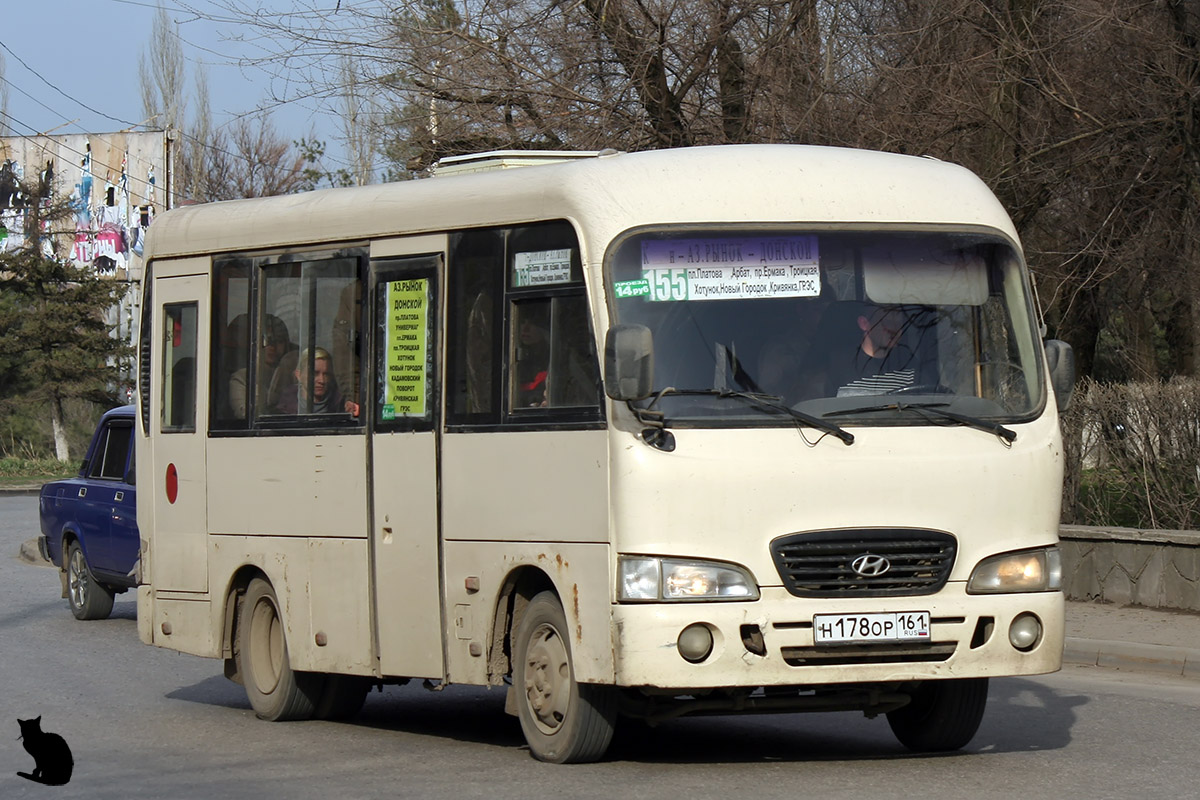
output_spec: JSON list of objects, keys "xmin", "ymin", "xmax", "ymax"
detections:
[{"xmin": 610, "ymin": 585, "xmax": 1064, "ymax": 690}]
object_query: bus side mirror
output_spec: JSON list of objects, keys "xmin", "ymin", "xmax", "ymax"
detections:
[
  {"xmin": 604, "ymin": 324, "xmax": 654, "ymax": 401},
  {"xmin": 1044, "ymin": 339, "xmax": 1075, "ymax": 413}
]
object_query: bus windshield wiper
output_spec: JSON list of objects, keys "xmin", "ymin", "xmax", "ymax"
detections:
[
  {"xmin": 825, "ymin": 401, "xmax": 1016, "ymax": 443},
  {"xmin": 644, "ymin": 388, "xmax": 854, "ymax": 445}
]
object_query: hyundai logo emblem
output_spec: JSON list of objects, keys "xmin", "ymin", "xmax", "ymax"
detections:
[{"xmin": 851, "ymin": 554, "xmax": 891, "ymax": 577}]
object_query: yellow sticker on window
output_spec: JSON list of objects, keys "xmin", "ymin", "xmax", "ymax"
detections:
[{"xmin": 385, "ymin": 278, "xmax": 428, "ymax": 417}]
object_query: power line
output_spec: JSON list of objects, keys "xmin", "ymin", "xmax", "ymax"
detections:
[
  {"xmin": 0, "ymin": 51, "xmax": 314, "ymax": 193},
  {"xmin": 0, "ymin": 41, "xmax": 137, "ymax": 130},
  {"xmin": 1, "ymin": 33, "xmax": 358, "ymax": 175},
  {"xmin": 0, "ymin": 108, "xmax": 164, "ymax": 201}
]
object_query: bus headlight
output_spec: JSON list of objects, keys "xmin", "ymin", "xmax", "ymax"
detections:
[
  {"xmin": 618, "ymin": 556, "xmax": 760, "ymax": 602},
  {"xmin": 967, "ymin": 547, "xmax": 1062, "ymax": 594}
]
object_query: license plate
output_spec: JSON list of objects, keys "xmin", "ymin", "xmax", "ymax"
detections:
[{"xmin": 813, "ymin": 611, "xmax": 931, "ymax": 645}]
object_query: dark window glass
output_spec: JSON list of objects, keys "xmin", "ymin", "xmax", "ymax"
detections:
[
  {"xmin": 88, "ymin": 424, "xmax": 132, "ymax": 480},
  {"xmin": 211, "ymin": 259, "xmax": 251, "ymax": 430},
  {"xmin": 162, "ymin": 303, "xmax": 197, "ymax": 432},
  {"xmin": 211, "ymin": 249, "xmax": 364, "ymax": 432},
  {"xmin": 448, "ymin": 220, "xmax": 602, "ymax": 429},
  {"xmin": 446, "ymin": 229, "xmax": 503, "ymax": 425},
  {"xmin": 258, "ymin": 257, "xmax": 360, "ymax": 421},
  {"xmin": 508, "ymin": 221, "xmax": 584, "ymax": 288},
  {"xmin": 509, "ymin": 296, "xmax": 600, "ymax": 410}
]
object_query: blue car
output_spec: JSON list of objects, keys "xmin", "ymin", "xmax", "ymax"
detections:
[{"xmin": 38, "ymin": 405, "xmax": 138, "ymax": 620}]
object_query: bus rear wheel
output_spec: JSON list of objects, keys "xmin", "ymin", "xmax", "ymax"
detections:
[
  {"xmin": 314, "ymin": 675, "xmax": 371, "ymax": 720},
  {"xmin": 512, "ymin": 591, "xmax": 617, "ymax": 763},
  {"xmin": 886, "ymin": 677, "xmax": 988, "ymax": 752},
  {"xmin": 238, "ymin": 577, "xmax": 323, "ymax": 721}
]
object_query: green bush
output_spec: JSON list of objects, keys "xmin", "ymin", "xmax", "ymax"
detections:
[
  {"xmin": 0, "ymin": 398, "xmax": 106, "ymax": 465},
  {"xmin": 1063, "ymin": 378, "xmax": 1200, "ymax": 530},
  {"xmin": 0, "ymin": 455, "xmax": 76, "ymax": 481}
]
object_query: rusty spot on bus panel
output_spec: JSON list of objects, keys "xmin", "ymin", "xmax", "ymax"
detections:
[{"xmin": 573, "ymin": 584, "xmax": 581, "ymax": 640}]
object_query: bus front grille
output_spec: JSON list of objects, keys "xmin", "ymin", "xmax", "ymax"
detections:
[
  {"xmin": 770, "ymin": 529, "xmax": 957, "ymax": 598},
  {"xmin": 781, "ymin": 641, "xmax": 958, "ymax": 667}
]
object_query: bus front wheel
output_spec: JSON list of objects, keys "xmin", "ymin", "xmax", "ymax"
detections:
[
  {"xmin": 238, "ymin": 577, "xmax": 324, "ymax": 721},
  {"xmin": 512, "ymin": 591, "xmax": 617, "ymax": 763},
  {"xmin": 886, "ymin": 677, "xmax": 988, "ymax": 752}
]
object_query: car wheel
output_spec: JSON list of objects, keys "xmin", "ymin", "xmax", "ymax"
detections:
[
  {"xmin": 887, "ymin": 677, "xmax": 988, "ymax": 752},
  {"xmin": 238, "ymin": 577, "xmax": 324, "ymax": 721},
  {"xmin": 66, "ymin": 541, "xmax": 115, "ymax": 621},
  {"xmin": 512, "ymin": 591, "xmax": 617, "ymax": 763}
]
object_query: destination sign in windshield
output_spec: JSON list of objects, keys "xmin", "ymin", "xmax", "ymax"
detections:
[{"xmin": 617, "ymin": 236, "xmax": 821, "ymax": 301}]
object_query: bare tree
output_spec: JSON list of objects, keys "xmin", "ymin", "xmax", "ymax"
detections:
[
  {"xmin": 139, "ymin": 3, "xmax": 311, "ymax": 202},
  {"xmin": 139, "ymin": 2, "xmax": 188, "ymax": 133},
  {"xmin": 340, "ymin": 55, "xmax": 378, "ymax": 185},
  {"xmin": 178, "ymin": 66, "xmax": 215, "ymax": 203},
  {"xmin": 214, "ymin": 0, "xmax": 1200, "ymax": 381},
  {"xmin": 211, "ymin": 0, "xmax": 839, "ymax": 171},
  {"xmin": 207, "ymin": 113, "xmax": 307, "ymax": 200}
]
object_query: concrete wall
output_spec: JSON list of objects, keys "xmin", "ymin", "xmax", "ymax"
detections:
[{"xmin": 1060, "ymin": 525, "xmax": 1200, "ymax": 612}]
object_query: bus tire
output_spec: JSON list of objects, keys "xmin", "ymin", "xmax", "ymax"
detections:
[
  {"xmin": 238, "ymin": 577, "xmax": 323, "ymax": 721},
  {"xmin": 66, "ymin": 540, "xmax": 115, "ymax": 621},
  {"xmin": 887, "ymin": 677, "xmax": 988, "ymax": 752},
  {"xmin": 313, "ymin": 675, "xmax": 371, "ymax": 720},
  {"xmin": 512, "ymin": 591, "xmax": 616, "ymax": 763}
]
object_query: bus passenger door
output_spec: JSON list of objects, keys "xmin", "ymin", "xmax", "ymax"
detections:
[
  {"xmin": 147, "ymin": 270, "xmax": 209, "ymax": 594},
  {"xmin": 369, "ymin": 252, "xmax": 444, "ymax": 679}
]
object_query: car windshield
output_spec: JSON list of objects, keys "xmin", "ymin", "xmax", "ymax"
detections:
[{"xmin": 607, "ymin": 228, "xmax": 1045, "ymax": 427}]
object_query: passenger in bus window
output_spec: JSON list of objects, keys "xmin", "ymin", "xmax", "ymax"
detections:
[
  {"xmin": 513, "ymin": 303, "xmax": 551, "ymax": 408},
  {"xmin": 230, "ymin": 315, "xmax": 299, "ymax": 417},
  {"xmin": 216, "ymin": 313, "xmax": 249, "ymax": 418},
  {"xmin": 278, "ymin": 347, "xmax": 357, "ymax": 416}
]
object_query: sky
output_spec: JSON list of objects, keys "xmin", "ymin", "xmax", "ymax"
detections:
[{"xmin": 0, "ymin": 0, "xmax": 348, "ymax": 173}]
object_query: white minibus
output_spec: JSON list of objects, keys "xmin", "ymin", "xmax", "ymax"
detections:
[{"xmin": 136, "ymin": 144, "xmax": 1075, "ymax": 762}]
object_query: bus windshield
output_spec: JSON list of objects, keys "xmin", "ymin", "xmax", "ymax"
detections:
[{"xmin": 607, "ymin": 228, "xmax": 1046, "ymax": 427}]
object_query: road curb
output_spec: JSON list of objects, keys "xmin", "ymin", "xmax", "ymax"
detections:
[{"xmin": 1064, "ymin": 636, "xmax": 1200, "ymax": 681}]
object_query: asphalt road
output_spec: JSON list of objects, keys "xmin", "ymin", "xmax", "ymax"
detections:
[{"xmin": 4, "ymin": 494, "xmax": 1200, "ymax": 799}]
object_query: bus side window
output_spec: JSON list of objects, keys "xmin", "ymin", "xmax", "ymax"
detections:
[
  {"xmin": 511, "ymin": 299, "xmax": 551, "ymax": 408},
  {"xmin": 257, "ymin": 264, "xmax": 301, "ymax": 417},
  {"xmin": 162, "ymin": 303, "xmax": 197, "ymax": 432},
  {"xmin": 447, "ymin": 229, "xmax": 504, "ymax": 425},
  {"xmin": 505, "ymin": 221, "xmax": 601, "ymax": 417},
  {"xmin": 211, "ymin": 260, "xmax": 251, "ymax": 429},
  {"xmin": 549, "ymin": 295, "xmax": 600, "ymax": 407},
  {"xmin": 254, "ymin": 255, "xmax": 362, "ymax": 424},
  {"xmin": 331, "ymin": 281, "xmax": 362, "ymax": 414},
  {"xmin": 448, "ymin": 221, "xmax": 602, "ymax": 427},
  {"xmin": 509, "ymin": 296, "xmax": 600, "ymax": 410}
]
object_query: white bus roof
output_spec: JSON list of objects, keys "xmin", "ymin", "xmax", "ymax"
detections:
[
  {"xmin": 142, "ymin": 145, "xmax": 1019, "ymax": 262},
  {"xmin": 430, "ymin": 150, "xmax": 609, "ymax": 176}
]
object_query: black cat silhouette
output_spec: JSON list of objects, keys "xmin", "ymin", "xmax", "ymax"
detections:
[{"xmin": 17, "ymin": 716, "xmax": 73, "ymax": 786}]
